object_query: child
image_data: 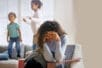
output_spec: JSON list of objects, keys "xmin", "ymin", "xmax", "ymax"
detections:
[
  {"xmin": 23, "ymin": 0, "xmax": 43, "ymax": 50},
  {"xmin": 7, "ymin": 12, "xmax": 22, "ymax": 58}
]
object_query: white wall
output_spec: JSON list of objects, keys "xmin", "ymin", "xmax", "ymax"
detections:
[
  {"xmin": 0, "ymin": 0, "xmax": 76, "ymax": 45},
  {"xmin": 0, "ymin": 0, "xmax": 54, "ymax": 45},
  {"xmin": 54, "ymin": 0, "xmax": 76, "ymax": 44},
  {"xmin": 75, "ymin": 0, "xmax": 102, "ymax": 68}
]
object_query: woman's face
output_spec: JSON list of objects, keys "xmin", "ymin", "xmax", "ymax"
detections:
[{"xmin": 32, "ymin": 3, "xmax": 39, "ymax": 11}]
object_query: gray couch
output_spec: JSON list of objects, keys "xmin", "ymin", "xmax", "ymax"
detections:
[
  {"xmin": 0, "ymin": 45, "xmax": 32, "ymax": 68},
  {"xmin": 0, "ymin": 44, "xmax": 84, "ymax": 68}
]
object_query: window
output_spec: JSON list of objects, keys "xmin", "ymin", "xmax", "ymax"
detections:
[{"xmin": 0, "ymin": 0, "xmax": 54, "ymax": 45}]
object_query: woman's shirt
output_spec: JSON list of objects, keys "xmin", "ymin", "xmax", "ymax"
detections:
[{"xmin": 43, "ymin": 34, "xmax": 69, "ymax": 62}]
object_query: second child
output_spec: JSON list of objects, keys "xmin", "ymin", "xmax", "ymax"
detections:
[{"xmin": 7, "ymin": 12, "xmax": 22, "ymax": 58}]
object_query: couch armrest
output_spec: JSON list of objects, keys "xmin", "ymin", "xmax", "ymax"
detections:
[
  {"xmin": 47, "ymin": 62, "xmax": 56, "ymax": 68},
  {"xmin": 18, "ymin": 59, "xmax": 25, "ymax": 68}
]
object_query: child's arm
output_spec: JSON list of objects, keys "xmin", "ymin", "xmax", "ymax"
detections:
[
  {"xmin": 18, "ymin": 28, "xmax": 22, "ymax": 42},
  {"xmin": 23, "ymin": 17, "xmax": 31, "ymax": 25},
  {"xmin": 23, "ymin": 16, "xmax": 42, "ymax": 24},
  {"xmin": 7, "ymin": 31, "xmax": 9, "ymax": 42}
]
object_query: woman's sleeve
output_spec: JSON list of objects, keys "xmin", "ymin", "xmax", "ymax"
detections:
[
  {"xmin": 55, "ymin": 41, "xmax": 63, "ymax": 62},
  {"xmin": 55, "ymin": 35, "xmax": 69, "ymax": 62},
  {"xmin": 43, "ymin": 43, "xmax": 56, "ymax": 62}
]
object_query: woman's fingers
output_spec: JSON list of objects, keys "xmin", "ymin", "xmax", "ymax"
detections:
[
  {"xmin": 73, "ymin": 58, "xmax": 81, "ymax": 62},
  {"xmin": 44, "ymin": 31, "xmax": 60, "ymax": 42}
]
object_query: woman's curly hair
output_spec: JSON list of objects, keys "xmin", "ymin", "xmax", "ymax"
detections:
[{"xmin": 36, "ymin": 21, "xmax": 66, "ymax": 50}]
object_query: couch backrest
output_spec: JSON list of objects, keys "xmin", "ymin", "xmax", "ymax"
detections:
[
  {"xmin": 0, "ymin": 45, "xmax": 33, "ymax": 58},
  {"xmin": 0, "ymin": 46, "xmax": 8, "ymax": 53}
]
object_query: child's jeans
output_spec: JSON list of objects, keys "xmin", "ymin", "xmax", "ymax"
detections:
[{"xmin": 8, "ymin": 37, "xmax": 21, "ymax": 58}]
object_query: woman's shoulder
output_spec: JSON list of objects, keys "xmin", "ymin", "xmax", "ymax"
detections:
[
  {"xmin": 61, "ymin": 34, "xmax": 69, "ymax": 40},
  {"xmin": 60, "ymin": 34, "xmax": 70, "ymax": 45}
]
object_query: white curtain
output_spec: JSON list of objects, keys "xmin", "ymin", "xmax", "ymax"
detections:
[
  {"xmin": 54, "ymin": 0, "xmax": 76, "ymax": 44},
  {"xmin": 0, "ymin": 0, "xmax": 54, "ymax": 45}
]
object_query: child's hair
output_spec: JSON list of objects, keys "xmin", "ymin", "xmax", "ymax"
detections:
[
  {"xmin": 37, "ymin": 21, "xmax": 66, "ymax": 50},
  {"xmin": 31, "ymin": 0, "xmax": 43, "ymax": 9},
  {"xmin": 8, "ymin": 12, "xmax": 16, "ymax": 18}
]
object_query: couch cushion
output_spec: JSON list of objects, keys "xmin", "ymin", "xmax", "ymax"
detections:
[
  {"xmin": 0, "ymin": 59, "xmax": 18, "ymax": 68},
  {"xmin": 24, "ymin": 45, "xmax": 32, "ymax": 57},
  {"xmin": 0, "ymin": 45, "xmax": 32, "ymax": 58},
  {"xmin": 0, "ymin": 53, "xmax": 9, "ymax": 60},
  {"xmin": 0, "ymin": 46, "xmax": 8, "ymax": 53}
]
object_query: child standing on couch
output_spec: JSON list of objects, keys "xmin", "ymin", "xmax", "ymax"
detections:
[
  {"xmin": 7, "ymin": 12, "xmax": 22, "ymax": 58},
  {"xmin": 23, "ymin": 0, "xmax": 43, "ymax": 50}
]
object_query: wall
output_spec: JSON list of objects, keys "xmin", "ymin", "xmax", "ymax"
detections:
[
  {"xmin": 75, "ymin": 0, "xmax": 102, "ymax": 68},
  {"xmin": 0, "ymin": 0, "xmax": 54, "ymax": 45},
  {"xmin": 54, "ymin": 0, "xmax": 76, "ymax": 44}
]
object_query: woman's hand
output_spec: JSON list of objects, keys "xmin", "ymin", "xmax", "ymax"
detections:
[
  {"xmin": 72, "ymin": 58, "xmax": 81, "ymax": 62},
  {"xmin": 43, "ymin": 31, "xmax": 60, "ymax": 42},
  {"xmin": 65, "ymin": 58, "xmax": 81, "ymax": 64}
]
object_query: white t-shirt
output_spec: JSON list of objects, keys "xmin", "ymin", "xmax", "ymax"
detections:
[{"xmin": 24, "ymin": 11, "xmax": 44, "ymax": 34}]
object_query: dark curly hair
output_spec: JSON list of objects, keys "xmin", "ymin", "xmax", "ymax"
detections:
[
  {"xmin": 36, "ymin": 21, "xmax": 66, "ymax": 51},
  {"xmin": 31, "ymin": 0, "xmax": 43, "ymax": 9},
  {"xmin": 8, "ymin": 12, "xmax": 16, "ymax": 19}
]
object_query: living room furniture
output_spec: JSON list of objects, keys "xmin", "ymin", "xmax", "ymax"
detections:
[
  {"xmin": 0, "ymin": 44, "xmax": 84, "ymax": 68},
  {"xmin": 0, "ymin": 44, "xmax": 32, "ymax": 68},
  {"xmin": 18, "ymin": 44, "xmax": 84, "ymax": 68}
]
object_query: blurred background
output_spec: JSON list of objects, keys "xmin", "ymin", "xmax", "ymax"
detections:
[
  {"xmin": 0, "ymin": 0, "xmax": 75, "ymax": 45},
  {"xmin": 0, "ymin": 0, "xmax": 102, "ymax": 68}
]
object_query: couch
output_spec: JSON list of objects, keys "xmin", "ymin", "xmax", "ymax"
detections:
[
  {"xmin": 0, "ymin": 44, "xmax": 32, "ymax": 68},
  {"xmin": 0, "ymin": 44, "xmax": 84, "ymax": 68}
]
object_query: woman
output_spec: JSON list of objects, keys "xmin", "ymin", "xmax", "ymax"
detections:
[{"xmin": 25, "ymin": 21, "xmax": 81, "ymax": 68}]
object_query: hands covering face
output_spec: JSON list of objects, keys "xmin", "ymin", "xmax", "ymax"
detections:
[{"xmin": 43, "ymin": 31, "xmax": 60, "ymax": 42}]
